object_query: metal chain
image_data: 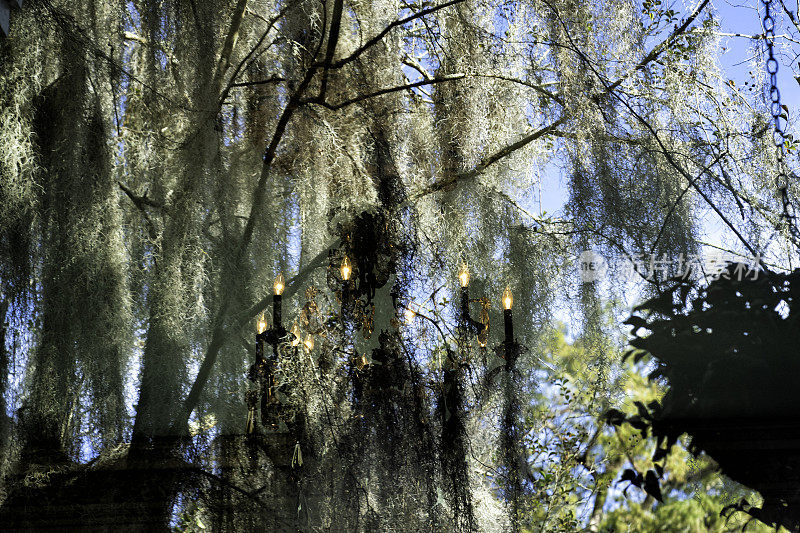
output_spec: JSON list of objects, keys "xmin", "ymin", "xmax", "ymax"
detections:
[{"xmin": 763, "ymin": 0, "xmax": 797, "ymax": 239}]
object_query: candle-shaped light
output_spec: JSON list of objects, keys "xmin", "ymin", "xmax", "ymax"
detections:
[
  {"xmin": 303, "ymin": 333, "xmax": 314, "ymax": 353},
  {"xmin": 341, "ymin": 255, "xmax": 353, "ymax": 322},
  {"xmin": 404, "ymin": 307, "xmax": 416, "ymax": 324},
  {"xmin": 502, "ymin": 286, "xmax": 513, "ymax": 310},
  {"xmin": 458, "ymin": 262, "xmax": 470, "ymax": 288},
  {"xmin": 291, "ymin": 322, "xmax": 302, "ymax": 347},
  {"xmin": 459, "ymin": 263, "xmax": 470, "ymax": 320},
  {"xmin": 256, "ymin": 314, "xmax": 268, "ymax": 335},
  {"xmin": 273, "ymin": 273, "xmax": 284, "ymax": 329},
  {"xmin": 341, "ymin": 255, "xmax": 352, "ymax": 281},
  {"xmin": 273, "ymin": 273, "xmax": 285, "ymax": 295},
  {"xmin": 502, "ymin": 285, "xmax": 513, "ymax": 344}
]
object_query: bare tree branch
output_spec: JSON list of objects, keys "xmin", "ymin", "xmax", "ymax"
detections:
[
  {"xmin": 604, "ymin": 0, "xmax": 712, "ymax": 94},
  {"xmin": 218, "ymin": 5, "xmax": 289, "ymax": 107},
  {"xmin": 409, "ymin": 116, "xmax": 567, "ymax": 203},
  {"xmin": 302, "ymin": 73, "xmax": 465, "ymax": 109},
  {"xmin": 215, "ymin": 0, "xmax": 249, "ymax": 78},
  {"xmin": 328, "ymin": 0, "xmax": 466, "ymax": 70},
  {"xmin": 229, "ymin": 76, "xmax": 285, "ymax": 88},
  {"xmin": 649, "ymin": 151, "xmax": 728, "ymax": 256}
]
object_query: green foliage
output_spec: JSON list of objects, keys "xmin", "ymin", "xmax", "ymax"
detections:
[{"xmin": 525, "ymin": 321, "xmax": 773, "ymax": 532}]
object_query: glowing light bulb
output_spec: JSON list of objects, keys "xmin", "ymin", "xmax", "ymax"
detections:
[
  {"xmin": 404, "ymin": 307, "xmax": 416, "ymax": 324},
  {"xmin": 256, "ymin": 314, "xmax": 268, "ymax": 334},
  {"xmin": 303, "ymin": 333, "xmax": 314, "ymax": 352},
  {"xmin": 341, "ymin": 255, "xmax": 352, "ymax": 281},
  {"xmin": 291, "ymin": 322, "xmax": 301, "ymax": 347},
  {"xmin": 273, "ymin": 273, "xmax": 285, "ymax": 295},
  {"xmin": 458, "ymin": 263, "xmax": 470, "ymax": 288},
  {"xmin": 502, "ymin": 286, "xmax": 513, "ymax": 310}
]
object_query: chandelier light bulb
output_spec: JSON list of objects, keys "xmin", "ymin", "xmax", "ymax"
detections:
[
  {"xmin": 341, "ymin": 255, "xmax": 352, "ymax": 281},
  {"xmin": 303, "ymin": 333, "xmax": 314, "ymax": 352},
  {"xmin": 502, "ymin": 286, "xmax": 513, "ymax": 310},
  {"xmin": 256, "ymin": 314, "xmax": 268, "ymax": 334},
  {"xmin": 273, "ymin": 273, "xmax": 285, "ymax": 295},
  {"xmin": 404, "ymin": 307, "xmax": 416, "ymax": 324},
  {"xmin": 458, "ymin": 263, "xmax": 470, "ymax": 288}
]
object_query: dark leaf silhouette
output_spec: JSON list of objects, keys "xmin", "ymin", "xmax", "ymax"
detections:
[
  {"xmin": 622, "ymin": 263, "xmax": 800, "ymax": 531},
  {"xmin": 617, "ymin": 468, "xmax": 643, "ymax": 497},
  {"xmin": 603, "ymin": 409, "xmax": 626, "ymax": 426},
  {"xmin": 644, "ymin": 470, "xmax": 663, "ymax": 502}
]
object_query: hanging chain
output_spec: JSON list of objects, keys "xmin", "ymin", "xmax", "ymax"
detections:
[{"xmin": 763, "ymin": 0, "xmax": 798, "ymax": 239}]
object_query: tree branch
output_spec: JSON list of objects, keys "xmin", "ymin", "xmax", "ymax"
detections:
[
  {"xmin": 215, "ymin": 0, "xmax": 249, "ymax": 77},
  {"xmin": 604, "ymin": 0, "xmax": 712, "ymax": 94},
  {"xmin": 475, "ymin": 74, "xmax": 563, "ymax": 106},
  {"xmin": 409, "ymin": 116, "xmax": 567, "ymax": 203},
  {"xmin": 302, "ymin": 73, "xmax": 465, "ymax": 109},
  {"xmin": 173, "ymin": 3, "xmax": 347, "ymax": 433},
  {"xmin": 649, "ymin": 151, "xmax": 728, "ymax": 256},
  {"xmin": 218, "ymin": 5, "xmax": 288, "ymax": 107},
  {"xmin": 585, "ymin": 455, "xmax": 623, "ymax": 532},
  {"xmin": 317, "ymin": 0, "xmax": 345, "ymax": 99},
  {"xmin": 117, "ymin": 181, "xmax": 164, "ymax": 209},
  {"xmin": 229, "ymin": 76, "xmax": 285, "ymax": 88},
  {"xmin": 328, "ymin": 0, "xmax": 466, "ymax": 70},
  {"xmin": 547, "ymin": 0, "xmax": 760, "ymax": 259}
]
